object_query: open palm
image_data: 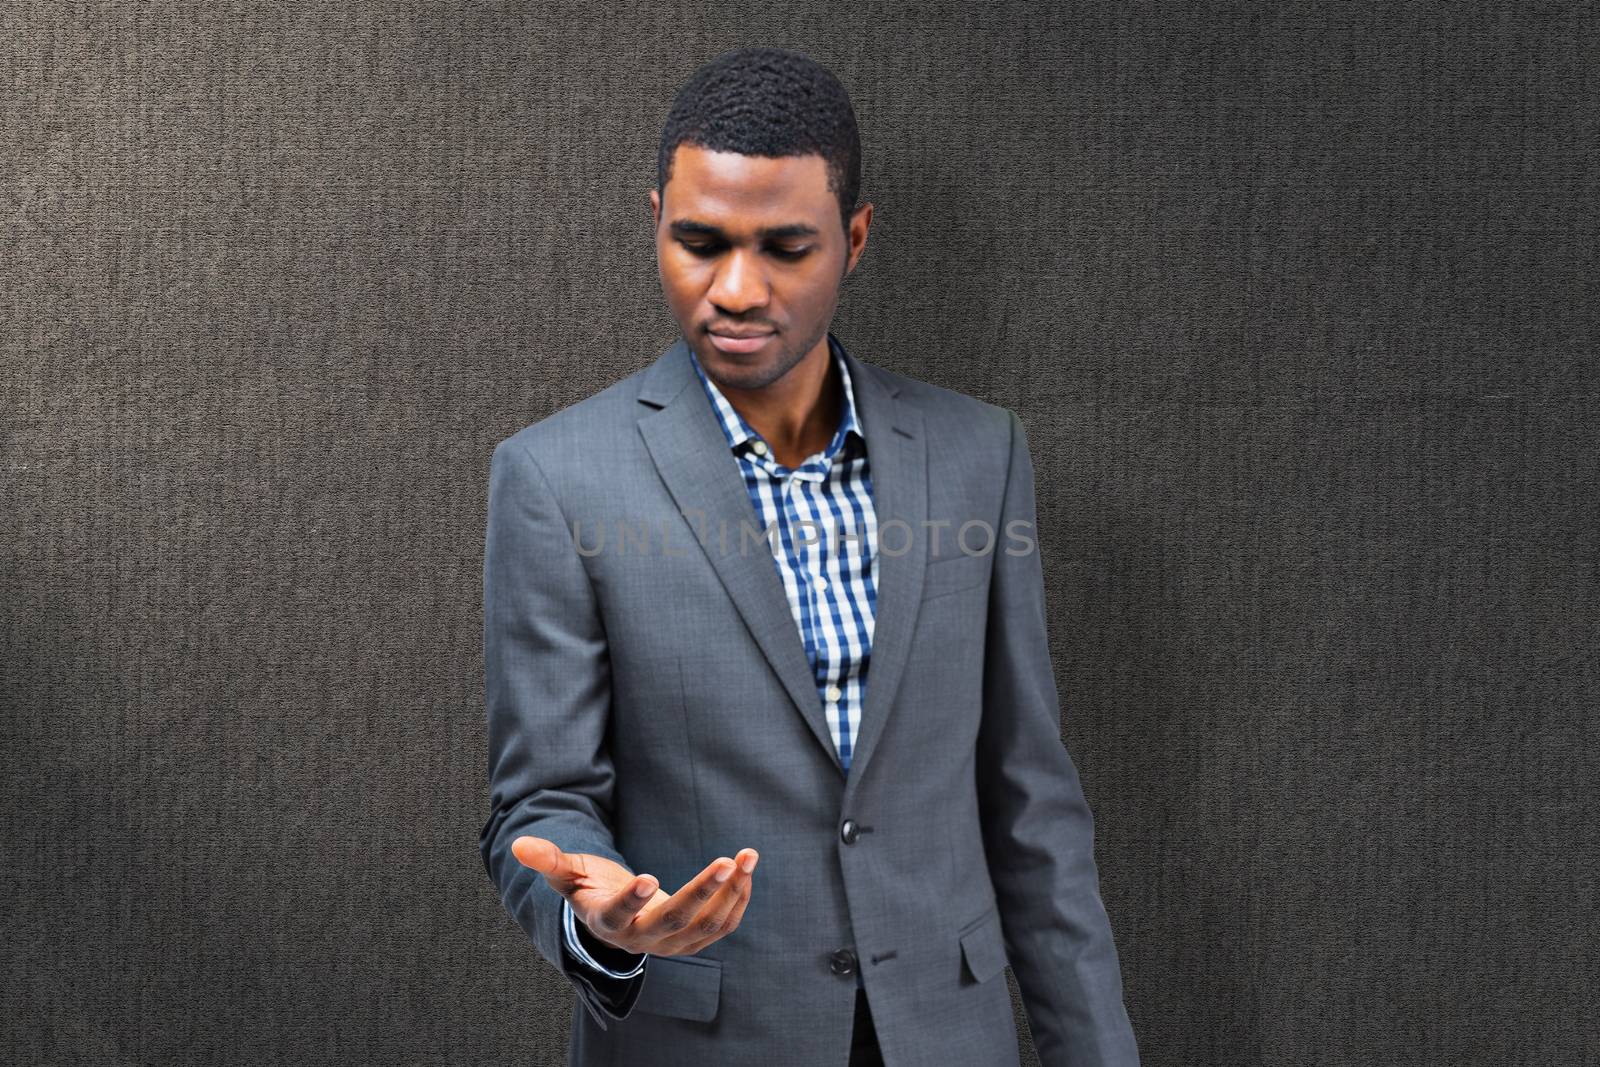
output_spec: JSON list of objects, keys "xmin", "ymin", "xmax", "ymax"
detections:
[{"xmin": 512, "ymin": 835, "xmax": 759, "ymax": 958}]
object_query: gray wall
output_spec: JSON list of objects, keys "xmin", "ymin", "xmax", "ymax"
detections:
[{"xmin": 4, "ymin": 4, "xmax": 1595, "ymax": 1065}]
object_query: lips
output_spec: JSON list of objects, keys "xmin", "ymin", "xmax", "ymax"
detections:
[
  {"xmin": 708, "ymin": 328, "xmax": 775, "ymax": 354},
  {"xmin": 709, "ymin": 328, "xmax": 774, "ymax": 339}
]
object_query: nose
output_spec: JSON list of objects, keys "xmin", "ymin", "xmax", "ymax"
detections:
[{"xmin": 706, "ymin": 248, "xmax": 769, "ymax": 313}]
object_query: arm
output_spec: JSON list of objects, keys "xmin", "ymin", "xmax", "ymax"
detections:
[
  {"xmin": 477, "ymin": 436, "xmax": 646, "ymax": 1027},
  {"xmin": 976, "ymin": 410, "xmax": 1140, "ymax": 1066}
]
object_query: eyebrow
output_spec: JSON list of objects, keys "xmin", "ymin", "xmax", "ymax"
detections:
[{"xmin": 669, "ymin": 219, "xmax": 821, "ymax": 240}]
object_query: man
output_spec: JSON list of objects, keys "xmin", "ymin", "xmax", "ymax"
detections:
[{"xmin": 479, "ymin": 46, "xmax": 1140, "ymax": 1066}]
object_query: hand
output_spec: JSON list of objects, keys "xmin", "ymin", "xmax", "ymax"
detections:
[{"xmin": 512, "ymin": 836, "xmax": 759, "ymax": 958}]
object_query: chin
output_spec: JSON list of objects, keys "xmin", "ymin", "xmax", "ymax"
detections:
[
  {"xmin": 707, "ymin": 354, "xmax": 770, "ymax": 384},
  {"xmin": 700, "ymin": 337, "xmax": 764, "ymax": 363}
]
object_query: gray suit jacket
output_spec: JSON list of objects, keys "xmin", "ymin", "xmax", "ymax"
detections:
[{"xmin": 479, "ymin": 335, "xmax": 1140, "ymax": 1066}]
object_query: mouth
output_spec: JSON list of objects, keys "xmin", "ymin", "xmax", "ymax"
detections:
[{"xmin": 707, "ymin": 328, "xmax": 776, "ymax": 354}]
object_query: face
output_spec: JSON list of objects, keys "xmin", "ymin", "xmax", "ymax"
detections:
[{"xmin": 651, "ymin": 144, "xmax": 871, "ymax": 392}]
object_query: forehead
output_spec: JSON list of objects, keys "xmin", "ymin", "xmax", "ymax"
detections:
[{"xmin": 664, "ymin": 144, "xmax": 834, "ymax": 227}]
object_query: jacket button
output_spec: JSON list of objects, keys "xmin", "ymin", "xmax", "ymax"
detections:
[
  {"xmin": 841, "ymin": 818, "xmax": 858, "ymax": 844},
  {"xmin": 829, "ymin": 949, "xmax": 857, "ymax": 976}
]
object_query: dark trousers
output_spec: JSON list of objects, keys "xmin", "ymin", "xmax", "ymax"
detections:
[{"xmin": 848, "ymin": 985, "xmax": 884, "ymax": 1066}]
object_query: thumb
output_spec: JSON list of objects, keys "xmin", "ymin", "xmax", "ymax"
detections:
[{"xmin": 511, "ymin": 836, "xmax": 568, "ymax": 878}]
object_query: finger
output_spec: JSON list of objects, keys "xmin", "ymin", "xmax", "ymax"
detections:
[
  {"xmin": 589, "ymin": 872, "xmax": 661, "ymax": 941},
  {"xmin": 678, "ymin": 849, "xmax": 758, "ymax": 954},
  {"xmin": 511, "ymin": 836, "xmax": 584, "ymax": 893},
  {"xmin": 676, "ymin": 889, "xmax": 752, "ymax": 956},
  {"xmin": 659, "ymin": 850, "xmax": 758, "ymax": 955},
  {"xmin": 633, "ymin": 855, "xmax": 740, "ymax": 944},
  {"xmin": 652, "ymin": 866, "xmax": 745, "ymax": 955}
]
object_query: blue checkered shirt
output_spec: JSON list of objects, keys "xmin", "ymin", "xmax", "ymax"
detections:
[{"xmin": 563, "ymin": 332, "xmax": 878, "ymax": 981}]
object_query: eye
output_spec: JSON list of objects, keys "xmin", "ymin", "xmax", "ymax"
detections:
[{"xmin": 677, "ymin": 239, "xmax": 811, "ymax": 260}]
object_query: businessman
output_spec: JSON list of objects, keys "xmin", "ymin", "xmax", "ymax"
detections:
[{"xmin": 479, "ymin": 46, "xmax": 1140, "ymax": 1066}]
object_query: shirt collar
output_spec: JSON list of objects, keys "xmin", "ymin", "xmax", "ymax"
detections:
[{"xmin": 687, "ymin": 332, "xmax": 866, "ymax": 465}]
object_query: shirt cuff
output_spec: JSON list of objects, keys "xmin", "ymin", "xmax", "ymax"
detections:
[{"xmin": 563, "ymin": 897, "xmax": 648, "ymax": 979}]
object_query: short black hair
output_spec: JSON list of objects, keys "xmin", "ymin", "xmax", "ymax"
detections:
[{"xmin": 657, "ymin": 47, "xmax": 862, "ymax": 236}]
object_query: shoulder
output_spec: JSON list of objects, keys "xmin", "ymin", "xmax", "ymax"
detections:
[
  {"xmin": 492, "ymin": 362, "xmax": 655, "ymax": 472},
  {"xmin": 862, "ymin": 360, "xmax": 1017, "ymax": 452}
]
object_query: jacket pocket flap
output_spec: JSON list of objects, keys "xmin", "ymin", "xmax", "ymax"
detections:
[
  {"xmin": 958, "ymin": 907, "xmax": 1008, "ymax": 983},
  {"xmin": 922, "ymin": 551, "xmax": 991, "ymax": 600},
  {"xmin": 634, "ymin": 954, "xmax": 723, "ymax": 1021}
]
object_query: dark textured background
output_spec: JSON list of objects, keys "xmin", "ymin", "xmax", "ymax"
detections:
[{"xmin": 4, "ymin": 3, "xmax": 1597, "ymax": 1065}]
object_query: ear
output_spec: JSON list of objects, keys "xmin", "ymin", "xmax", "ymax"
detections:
[{"xmin": 846, "ymin": 201, "xmax": 873, "ymax": 273}]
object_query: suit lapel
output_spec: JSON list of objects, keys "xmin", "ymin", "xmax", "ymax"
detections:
[
  {"xmin": 637, "ymin": 335, "xmax": 927, "ymax": 786},
  {"xmin": 835, "ymin": 340, "xmax": 926, "ymax": 792}
]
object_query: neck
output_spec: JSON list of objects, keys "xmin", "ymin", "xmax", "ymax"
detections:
[{"xmin": 718, "ymin": 337, "xmax": 839, "ymax": 467}]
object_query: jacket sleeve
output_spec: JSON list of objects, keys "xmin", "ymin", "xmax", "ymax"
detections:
[
  {"xmin": 477, "ymin": 435, "xmax": 646, "ymax": 1028},
  {"xmin": 976, "ymin": 410, "xmax": 1141, "ymax": 1066},
  {"xmin": 564, "ymin": 898, "xmax": 649, "ymax": 978}
]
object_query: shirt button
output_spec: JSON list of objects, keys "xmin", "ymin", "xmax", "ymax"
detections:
[
  {"xmin": 751, "ymin": 440, "xmax": 768, "ymax": 455},
  {"xmin": 815, "ymin": 575, "xmax": 829, "ymax": 590},
  {"xmin": 825, "ymin": 684, "xmax": 842, "ymax": 703}
]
